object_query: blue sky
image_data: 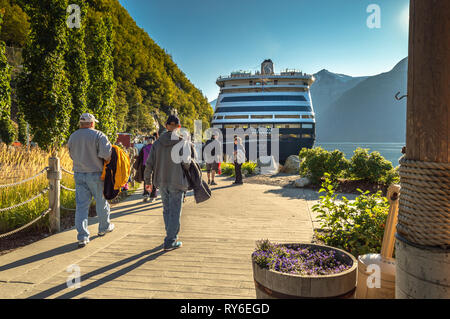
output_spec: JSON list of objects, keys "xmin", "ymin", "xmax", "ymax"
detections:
[{"xmin": 118, "ymin": 0, "xmax": 410, "ymax": 102}]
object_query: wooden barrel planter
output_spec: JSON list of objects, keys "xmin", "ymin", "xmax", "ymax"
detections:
[{"xmin": 252, "ymin": 243, "xmax": 357, "ymax": 299}]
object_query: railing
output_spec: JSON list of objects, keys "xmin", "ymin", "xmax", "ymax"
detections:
[{"xmin": 0, "ymin": 157, "xmax": 76, "ymax": 238}]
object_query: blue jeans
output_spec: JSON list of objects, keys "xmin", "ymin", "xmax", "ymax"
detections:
[
  {"xmin": 74, "ymin": 172, "xmax": 111, "ymax": 241},
  {"xmin": 159, "ymin": 186, "xmax": 184, "ymax": 248}
]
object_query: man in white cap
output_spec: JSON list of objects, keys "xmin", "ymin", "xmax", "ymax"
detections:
[{"xmin": 67, "ymin": 113, "xmax": 115, "ymax": 248}]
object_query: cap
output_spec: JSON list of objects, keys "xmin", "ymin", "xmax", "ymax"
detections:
[
  {"xmin": 79, "ymin": 113, "xmax": 99, "ymax": 123},
  {"xmin": 166, "ymin": 114, "xmax": 180, "ymax": 125}
]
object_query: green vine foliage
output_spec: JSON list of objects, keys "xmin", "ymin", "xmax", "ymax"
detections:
[
  {"xmin": 87, "ymin": 15, "xmax": 117, "ymax": 141},
  {"xmin": 312, "ymin": 173, "xmax": 390, "ymax": 257},
  {"xmin": 66, "ymin": 0, "xmax": 89, "ymax": 134},
  {"xmin": 17, "ymin": 0, "xmax": 73, "ymax": 151},
  {"xmin": 0, "ymin": 9, "xmax": 15, "ymax": 145}
]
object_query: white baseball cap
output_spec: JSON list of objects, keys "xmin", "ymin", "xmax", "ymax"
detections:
[{"xmin": 79, "ymin": 113, "xmax": 99, "ymax": 123}]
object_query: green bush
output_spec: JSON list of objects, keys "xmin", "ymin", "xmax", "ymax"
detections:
[
  {"xmin": 220, "ymin": 162, "xmax": 235, "ymax": 176},
  {"xmin": 312, "ymin": 174, "xmax": 389, "ymax": 257},
  {"xmin": 348, "ymin": 148, "xmax": 394, "ymax": 184},
  {"xmin": 242, "ymin": 161, "xmax": 257, "ymax": 175},
  {"xmin": 381, "ymin": 167, "xmax": 400, "ymax": 186},
  {"xmin": 299, "ymin": 147, "xmax": 349, "ymax": 184},
  {"xmin": 220, "ymin": 161, "xmax": 258, "ymax": 177}
]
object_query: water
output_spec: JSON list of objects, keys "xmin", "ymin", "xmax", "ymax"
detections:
[{"xmin": 315, "ymin": 142, "xmax": 405, "ymax": 167}]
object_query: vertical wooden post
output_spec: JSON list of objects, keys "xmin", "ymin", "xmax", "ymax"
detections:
[
  {"xmin": 405, "ymin": 0, "xmax": 450, "ymax": 162},
  {"xmin": 48, "ymin": 157, "xmax": 61, "ymax": 233},
  {"xmin": 396, "ymin": 0, "xmax": 450, "ymax": 299},
  {"xmin": 381, "ymin": 184, "xmax": 400, "ymax": 259}
]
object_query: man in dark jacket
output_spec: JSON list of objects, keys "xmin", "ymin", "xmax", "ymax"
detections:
[{"xmin": 144, "ymin": 115, "xmax": 190, "ymax": 251}]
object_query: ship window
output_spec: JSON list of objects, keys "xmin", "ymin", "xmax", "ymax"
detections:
[
  {"xmin": 280, "ymin": 134, "xmax": 300, "ymax": 140},
  {"xmin": 224, "ymin": 115, "xmax": 249, "ymax": 120},
  {"xmin": 302, "ymin": 115, "xmax": 315, "ymax": 119},
  {"xmin": 221, "ymin": 95, "xmax": 307, "ymax": 103},
  {"xmin": 302, "ymin": 124, "xmax": 313, "ymax": 129},
  {"xmin": 251, "ymin": 115, "xmax": 273, "ymax": 119},
  {"xmin": 274, "ymin": 124, "xmax": 301, "ymax": 129},
  {"xmin": 249, "ymin": 81, "xmax": 253, "ymax": 85},
  {"xmin": 224, "ymin": 124, "xmax": 235, "ymax": 128},
  {"xmin": 302, "ymin": 134, "xmax": 312, "ymax": 139},
  {"xmin": 213, "ymin": 124, "xmax": 223, "ymax": 128},
  {"xmin": 275, "ymin": 115, "xmax": 301, "ymax": 119},
  {"xmin": 215, "ymin": 116, "xmax": 224, "ymax": 120},
  {"xmin": 274, "ymin": 80, "xmax": 278, "ymax": 85},
  {"xmin": 216, "ymin": 106, "xmax": 312, "ymax": 113}
]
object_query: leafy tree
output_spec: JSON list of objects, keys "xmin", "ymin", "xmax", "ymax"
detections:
[
  {"xmin": 0, "ymin": 8, "xmax": 15, "ymax": 144},
  {"xmin": 66, "ymin": 0, "xmax": 89, "ymax": 133},
  {"xmin": 17, "ymin": 0, "xmax": 73, "ymax": 150},
  {"xmin": 86, "ymin": 15, "xmax": 117, "ymax": 141},
  {"xmin": 0, "ymin": 0, "xmax": 30, "ymax": 47},
  {"xmin": 7, "ymin": 0, "xmax": 214, "ymax": 140},
  {"xmin": 16, "ymin": 110, "xmax": 26, "ymax": 144}
]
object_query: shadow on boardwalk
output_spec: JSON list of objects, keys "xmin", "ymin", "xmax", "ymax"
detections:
[{"xmin": 28, "ymin": 244, "xmax": 166, "ymax": 299}]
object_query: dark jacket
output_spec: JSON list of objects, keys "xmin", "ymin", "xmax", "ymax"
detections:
[
  {"xmin": 182, "ymin": 145, "xmax": 212, "ymax": 204},
  {"xmin": 133, "ymin": 144, "xmax": 152, "ymax": 183},
  {"xmin": 144, "ymin": 131, "xmax": 190, "ymax": 191}
]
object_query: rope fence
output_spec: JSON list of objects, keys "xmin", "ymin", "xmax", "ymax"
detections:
[
  {"xmin": 0, "ymin": 167, "xmax": 49, "ymax": 189},
  {"xmin": 60, "ymin": 184, "xmax": 76, "ymax": 192},
  {"xmin": 0, "ymin": 159, "xmax": 73, "ymax": 238},
  {"xmin": 0, "ymin": 188, "xmax": 49, "ymax": 213},
  {"xmin": 61, "ymin": 167, "xmax": 74, "ymax": 175},
  {"xmin": 0, "ymin": 208, "xmax": 52, "ymax": 239}
]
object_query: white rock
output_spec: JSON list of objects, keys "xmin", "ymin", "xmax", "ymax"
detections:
[
  {"xmin": 294, "ymin": 177, "xmax": 311, "ymax": 188},
  {"xmin": 283, "ymin": 155, "xmax": 301, "ymax": 174}
]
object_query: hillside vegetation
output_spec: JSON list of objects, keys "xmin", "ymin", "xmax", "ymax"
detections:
[{"xmin": 1, "ymin": 0, "xmax": 212, "ymax": 137}]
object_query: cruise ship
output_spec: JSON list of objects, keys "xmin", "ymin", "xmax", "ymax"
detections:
[{"xmin": 211, "ymin": 59, "xmax": 316, "ymax": 163}]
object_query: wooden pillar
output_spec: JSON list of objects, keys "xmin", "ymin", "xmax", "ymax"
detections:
[
  {"xmin": 396, "ymin": 0, "xmax": 450, "ymax": 299},
  {"xmin": 406, "ymin": 0, "xmax": 450, "ymax": 162},
  {"xmin": 48, "ymin": 157, "xmax": 61, "ymax": 233}
]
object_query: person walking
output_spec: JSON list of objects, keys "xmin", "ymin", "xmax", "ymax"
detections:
[
  {"xmin": 67, "ymin": 113, "xmax": 115, "ymax": 248},
  {"xmin": 144, "ymin": 115, "xmax": 190, "ymax": 251},
  {"xmin": 203, "ymin": 133, "xmax": 222, "ymax": 186},
  {"xmin": 233, "ymin": 136, "xmax": 245, "ymax": 185},
  {"xmin": 141, "ymin": 136, "xmax": 157, "ymax": 202}
]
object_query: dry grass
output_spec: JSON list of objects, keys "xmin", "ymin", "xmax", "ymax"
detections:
[{"xmin": 0, "ymin": 144, "xmax": 75, "ymax": 233}]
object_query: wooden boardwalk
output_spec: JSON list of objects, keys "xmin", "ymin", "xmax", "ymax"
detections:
[{"xmin": 0, "ymin": 176, "xmax": 314, "ymax": 299}]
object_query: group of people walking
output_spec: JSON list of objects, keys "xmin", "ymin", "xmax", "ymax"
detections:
[{"xmin": 67, "ymin": 112, "xmax": 246, "ymax": 250}]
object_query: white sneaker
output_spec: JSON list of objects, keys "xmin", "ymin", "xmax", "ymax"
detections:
[
  {"xmin": 98, "ymin": 223, "xmax": 115, "ymax": 237},
  {"xmin": 78, "ymin": 238, "xmax": 90, "ymax": 248}
]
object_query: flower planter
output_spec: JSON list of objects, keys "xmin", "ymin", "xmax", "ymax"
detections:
[{"xmin": 252, "ymin": 243, "xmax": 357, "ymax": 299}]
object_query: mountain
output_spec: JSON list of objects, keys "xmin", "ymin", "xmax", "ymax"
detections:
[{"xmin": 311, "ymin": 58, "xmax": 408, "ymax": 143}]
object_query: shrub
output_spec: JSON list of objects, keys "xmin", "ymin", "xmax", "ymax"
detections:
[
  {"xmin": 299, "ymin": 147, "xmax": 349, "ymax": 184},
  {"xmin": 381, "ymin": 167, "xmax": 400, "ymax": 186},
  {"xmin": 220, "ymin": 162, "xmax": 235, "ymax": 176},
  {"xmin": 312, "ymin": 173, "xmax": 389, "ymax": 257},
  {"xmin": 242, "ymin": 161, "xmax": 257, "ymax": 175},
  {"xmin": 348, "ymin": 148, "xmax": 394, "ymax": 184}
]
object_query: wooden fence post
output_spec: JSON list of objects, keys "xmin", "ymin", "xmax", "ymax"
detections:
[{"xmin": 48, "ymin": 157, "xmax": 61, "ymax": 233}]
